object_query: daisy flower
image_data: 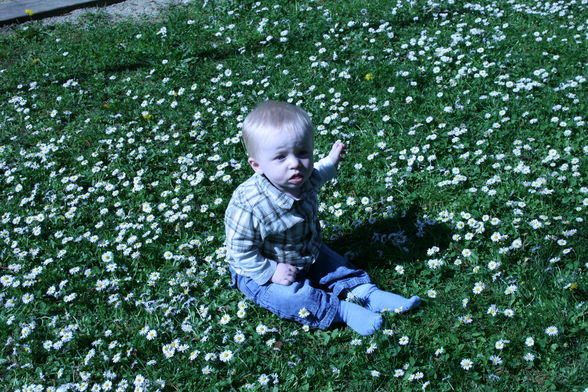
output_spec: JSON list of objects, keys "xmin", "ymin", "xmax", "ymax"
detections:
[
  {"xmin": 256, "ymin": 324, "xmax": 268, "ymax": 335},
  {"xmin": 258, "ymin": 374, "xmax": 270, "ymax": 385},
  {"xmin": 525, "ymin": 337, "xmax": 535, "ymax": 347},
  {"xmin": 460, "ymin": 358, "xmax": 473, "ymax": 370},
  {"xmin": 102, "ymin": 252, "xmax": 113, "ymax": 262},
  {"xmin": 234, "ymin": 332, "xmax": 245, "ymax": 344},
  {"xmin": 201, "ymin": 366, "xmax": 213, "ymax": 375},
  {"xmin": 504, "ymin": 284, "xmax": 517, "ymax": 295},
  {"xmin": 495, "ymin": 339, "xmax": 510, "ymax": 350},
  {"xmin": 350, "ymin": 338, "xmax": 362, "ymax": 346},
  {"xmin": 489, "ymin": 355, "xmax": 502, "ymax": 365},
  {"xmin": 523, "ymin": 352, "xmax": 535, "ymax": 362},
  {"xmin": 472, "ymin": 281, "xmax": 485, "ymax": 294},
  {"xmin": 366, "ymin": 343, "xmax": 377, "ymax": 353},
  {"xmin": 189, "ymin": 351, "xmax": 200, "ymax": 360},
  {"xmin": 545, "ymin": 326, "xmax": 558, "ymax": 336},
  {"xmin": 219, "ymin": 350, "xmax": 233, "ymax": 363}
]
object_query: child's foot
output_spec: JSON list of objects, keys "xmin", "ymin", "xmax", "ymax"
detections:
[
  {"xmin": 336, "ymin": 300, "xmax": 382, "ymax": 336},
  {"xmin": 350, "ymin": 284, "xmax": 422, "ymax": 313}
]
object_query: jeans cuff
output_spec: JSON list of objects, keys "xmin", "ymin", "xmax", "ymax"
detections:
[
  {"xmin": 318, "ymin": 295, "xmax": 340, "ymax": 330},
  {"xmin": 331, "ymin": 276, "xmax": 372, "ymax": 298}
]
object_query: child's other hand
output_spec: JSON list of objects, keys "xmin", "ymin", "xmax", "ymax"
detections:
[
  {"xmin": 328, "ymin": 140, "xmax": 346, "ymax": 167},
  {"xmin": 271, "ymin": 263, "xmax": 298, "ymax": 285}
]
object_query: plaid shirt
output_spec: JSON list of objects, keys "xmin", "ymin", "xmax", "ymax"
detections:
[{"xmin": 225, "ymin": 157, "xmax": 337, "ymax": 284}]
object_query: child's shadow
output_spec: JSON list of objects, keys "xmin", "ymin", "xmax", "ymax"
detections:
[{"xmin": 325, "ymin": 206, "xmax": 452, "ymax": 274}]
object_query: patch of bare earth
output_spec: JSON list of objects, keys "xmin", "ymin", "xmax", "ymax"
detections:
[{"xmin": 2, "ymin": 0, "xmax": 197, "ymax": 32}]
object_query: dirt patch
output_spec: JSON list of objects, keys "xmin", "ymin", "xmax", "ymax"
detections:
[{"xmin": 2, "ymin": 0, "xmax": 198, "ymax": 31}]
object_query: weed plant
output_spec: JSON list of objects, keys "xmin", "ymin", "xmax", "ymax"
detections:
[{"xmin": 0, "ymin": 0, "xmax": 587, "ymax": 391}]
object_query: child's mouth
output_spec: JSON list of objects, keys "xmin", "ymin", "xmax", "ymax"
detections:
[{"xmin": 289, "ymin": 174, "xmax": 303, "ymax": 184}]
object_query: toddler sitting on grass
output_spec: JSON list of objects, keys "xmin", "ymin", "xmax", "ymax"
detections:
[{"xmin": 225, "ymin": 101, "xmax": 421, "ymax": 335}]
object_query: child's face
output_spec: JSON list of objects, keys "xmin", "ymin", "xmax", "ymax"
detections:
[{"xmin": 248, "ymin": 128, "xmax": 314, "ymax": 198}]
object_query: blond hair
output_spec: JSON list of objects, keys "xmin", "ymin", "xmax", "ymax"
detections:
[{"xmin": 242, "ymin": 101, "xmax": 313, "ymax": 158}]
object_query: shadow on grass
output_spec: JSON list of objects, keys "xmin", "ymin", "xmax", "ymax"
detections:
[{"xmin": 325, "ymin": 205, "xmax": 453, "ymax": 273}]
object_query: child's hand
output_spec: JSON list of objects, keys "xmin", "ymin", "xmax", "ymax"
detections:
[
  {"xmin": 327, "ymin": 140, "xmax": 346, "ymax": 168},
  {"xmin": 271, "ymin": 263, "xmax": 298, "ymax": 285}
]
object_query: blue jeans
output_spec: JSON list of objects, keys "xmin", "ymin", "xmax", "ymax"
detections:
[{"xmin": 230, "ymin": 244, "xmax": 372, "ymax": 329}]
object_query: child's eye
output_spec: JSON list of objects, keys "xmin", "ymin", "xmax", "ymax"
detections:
[
  {"xmin": 275, "ymin": 155, "xmax": 286, "ymax": 160},
  {"xmin": 297, "ymin": 150, "xmax": 308, "ymax": 157}
]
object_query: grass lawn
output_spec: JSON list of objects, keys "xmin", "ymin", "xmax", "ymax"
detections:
[{"xmin": 0, "ymin": 0, "xmax": 587, "ymax": 390}]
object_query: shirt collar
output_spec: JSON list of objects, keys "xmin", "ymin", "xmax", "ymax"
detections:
[{"xmin": 256, "ymin": 174, "xmax": 308, "ymax": 209}]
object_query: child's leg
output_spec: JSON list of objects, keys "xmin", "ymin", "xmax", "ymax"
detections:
[
  {"xmin": 350, "ymin": 283, "xmax": 421, "ymax": 313},
  {"xmin": 308, "ymin": 244, "xmax": 372, "ymax": 297},
  {"xmin": 232, "ymin": 269, "xmax": 339, "ymax": 330},
  {"xmin": 335, "ymin": 300, "xmax": 382, "ymax": 336},
  {"xmin": 303, "ymin": 245, "xmax": 386, "ymax": 335},
  {"xmin": 306, "ymin": 245, "xmax": 420, "ymax": 314},
  {"xmin": 232, "ymin": 269, "xmax": 382, "ymax": 335}
]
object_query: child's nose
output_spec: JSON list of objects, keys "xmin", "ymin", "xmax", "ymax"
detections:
[{"xmin": 287, "ymin": 156, "xmax": 300, "ymax": 168}]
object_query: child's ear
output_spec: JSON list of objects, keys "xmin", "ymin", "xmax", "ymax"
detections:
[{"xmin": 248, "ymin": 157, "xmax": 263, "ymax": 174}]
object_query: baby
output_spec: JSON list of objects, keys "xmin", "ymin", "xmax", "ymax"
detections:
[{"xmin": 225, "ymin": 101, "xmax": 421, "ymax": 335}]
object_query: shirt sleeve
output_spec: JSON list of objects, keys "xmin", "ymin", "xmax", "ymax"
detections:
[
  {"xmin": 314, "ymin": 156, "xmax": 337, "ymax": 187},
  {"xmin": 224, "ymin": 198, "xmax": 277, "ymax": 285}
]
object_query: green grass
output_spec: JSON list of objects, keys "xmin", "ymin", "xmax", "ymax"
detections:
[{"xmin": 0, "ymin": 0, "xmax": 587, "ymax": 390}]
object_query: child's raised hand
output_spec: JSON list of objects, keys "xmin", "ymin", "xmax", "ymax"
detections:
[
  {"xmin": 271, "ymin": 263, "xmax": 298, "ymax": 286},
  {"xmin": 327, "ymin": 140, "xmax": 346, "ymax": 167}
]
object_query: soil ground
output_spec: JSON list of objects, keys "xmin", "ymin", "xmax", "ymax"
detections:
[{"xmin": 1, "ymin": 0, "xmax": 197, "ymax": 32}]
